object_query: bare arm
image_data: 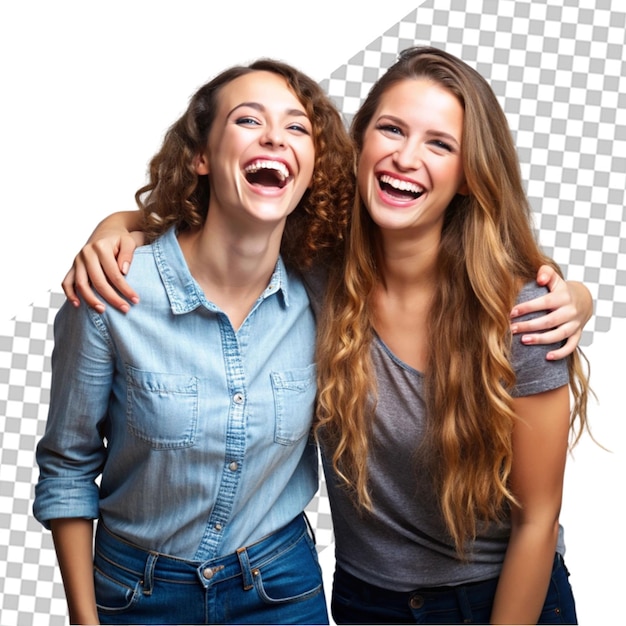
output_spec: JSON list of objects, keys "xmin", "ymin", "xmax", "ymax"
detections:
[
  {"xmin": 62, "ymin": 210, "xmax": 144, "ymax": 313},
  {"xmin": 510, "ymin": 265, "xmax": 593, "ymax": 360},
  {"xmin": 50, "ymin": 518, "xmax": 99, "ymax": 625},
  {"xmin": 490, "ymin": 385, "xmax": 570, "ymax": 624}
]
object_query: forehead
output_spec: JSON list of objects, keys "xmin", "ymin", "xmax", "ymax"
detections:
[
  {"xmin": 216, "ymin": 70, "xmax": 306, "ymax": 114},
  {"xmin": 375, "ymin": 78, "xmax": 463, "ymax": 127}
]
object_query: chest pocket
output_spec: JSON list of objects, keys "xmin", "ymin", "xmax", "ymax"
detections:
[
  {"xmin": 126, "ymin": 365, "xmax": 198, "ymax": 449},
  {"xmin": 270, "ymin": 364, "xmax": 316, "ymax": 445}
]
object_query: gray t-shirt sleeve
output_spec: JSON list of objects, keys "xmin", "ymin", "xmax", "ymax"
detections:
[{"xmin": 510, "ymin": 281, "xmax": 570, "ymax": 397}]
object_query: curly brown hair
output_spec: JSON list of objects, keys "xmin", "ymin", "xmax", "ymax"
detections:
[{"xmin": 135, "ymin": 59, "xmax": 355, "ymax": 272}]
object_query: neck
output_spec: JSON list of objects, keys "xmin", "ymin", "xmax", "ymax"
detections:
[
  {"xmin": 372, "ymin": 232, "xmax": 439, "ymax": 371},
  {"xmin": 377, "ymin": 229, "xmax": 439, "ymax": 294},
  {"xmin": 178, "ymin": 217, "xmax": 284, "ymax": 329}
]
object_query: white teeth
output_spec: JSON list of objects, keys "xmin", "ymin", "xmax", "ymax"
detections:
[
  {"xmin": 244, "ymin": 160, "xmax": 290, "ymax": 181},
  {"xmin": 379, "ymin": 174, "xmax": 424, "ymax": 194}
]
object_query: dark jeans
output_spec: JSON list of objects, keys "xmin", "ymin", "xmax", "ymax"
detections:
[
  {"xmin": 331, "ymin": 553, "xmax": 577, "ymax": 624},
  {"xmin": 94, "ymin": 514, "xmax": 328, "ymax": 624}
]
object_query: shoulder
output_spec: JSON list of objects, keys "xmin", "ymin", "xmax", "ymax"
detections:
[
  {"xmin": 514, "ymin": 281, "xmax": 549, "ymax": 313},
  {"xmin": 124, "ymin": 232, "xmax": 173, "ymax": 284},
  {"xmin": 510, "ymin": 281, "xmax": 568, "ymax": 397},
  {"xmin": 301, "ymin": 267, "xmax": 328, "ymax": 317}
]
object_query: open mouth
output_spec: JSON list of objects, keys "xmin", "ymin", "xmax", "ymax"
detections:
[
  {"xmin": 244, "ymin": 160, "xmax": 291, "ymax": 189},
  {"xmin": 378, "ymin": 174, "xmax": 424, "ymax": 200}
]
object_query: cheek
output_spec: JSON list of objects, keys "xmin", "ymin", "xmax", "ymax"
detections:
[
  {"xmin": 452, "ymin": 166, "xmax": 467, "ymax": 194},
  {"xmin": 435, "ymin": 161, "xmax": 465, "ymax": 191},
  {"xmin": 356, "ymin": 168, "xmax": 371, "ymax": 200},
  {"xmin": 298, "ymin": 159, "xmax": 315, "ymax": 191},
  {"xmin": 299, "ymin": 140, "xmax": 316, "ymax": 183},
  {"xmin": 357, "ymin": 133, "xmax": 387, "ymax": 179},
  {"xmin": 356, "ymin": 151, "xmax": 375, "ymax": 192}
]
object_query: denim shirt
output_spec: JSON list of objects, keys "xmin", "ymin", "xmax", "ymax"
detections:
[{"xmin": 34, "ymin": 227, "xmax": 318, "ymax": 560}]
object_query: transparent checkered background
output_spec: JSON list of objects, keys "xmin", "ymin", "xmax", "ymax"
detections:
[{"xmin": 1, "ymin": 1, "xmax": 624, "ymax": 624}]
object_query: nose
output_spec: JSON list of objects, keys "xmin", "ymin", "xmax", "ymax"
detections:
[
  {"xmin": 393, "ymin": 140, "xmax": 422, "ymax": 171},
  {"xmin": 261, "ymin": 124, "xmax": 286, "ymax": 148}
]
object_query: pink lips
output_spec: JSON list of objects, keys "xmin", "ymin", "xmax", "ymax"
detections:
[{"xmin": 377, "ymin": 172, "xmax": 425, "ymax": 205}]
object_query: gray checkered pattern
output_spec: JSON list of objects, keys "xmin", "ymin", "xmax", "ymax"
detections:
[
  {"xmin": 1, "ymin": 292, "xmax": 68, "ymax": 626},
  {"xmin": 1, "ymin": 1, "xmax": 624, "ymax": 624},
  {"xmin": 321, "ymin": 0, "xmax": 625, "ymax": 342}
]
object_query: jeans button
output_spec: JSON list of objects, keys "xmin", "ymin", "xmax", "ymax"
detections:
[{"xmin": 409, "ymin": 593, "xmax": 424, "ymax": 609}]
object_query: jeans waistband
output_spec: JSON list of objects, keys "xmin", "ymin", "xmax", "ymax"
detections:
[
  {"xmin": 335, "ymin": 564, "xmax": 499, "ymax": 604},
  {"xmin": 336, "ymin": 552, "xmax": 564, "ymax": 604},
  {"xmin": 95, "ymin": 514, "xmax": 310, "ymax": 587}
]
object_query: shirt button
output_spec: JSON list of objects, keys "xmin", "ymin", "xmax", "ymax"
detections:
[
  {"xmin": 228, "ymin": 461, "xmax": 238, "ymax": 471},
  {"xmin": 214, "ymin": 523, "xmax": 222, "ymax": 531},
  {"xmin": 409, "ymin": 594, "xmax": 424, "ymax": 609},
  {"xmin": 233, "ymin": 392, "xmax": 244, "ymax": 404}
]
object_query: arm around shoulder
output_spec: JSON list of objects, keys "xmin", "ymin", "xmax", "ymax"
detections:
[
  {"xmin": 62, "ymin": 210, "xmax": 145, "ymax": 313},
  {"xmin": 510, "ymin": 266, "xmax": 593, "ymax": 360}
]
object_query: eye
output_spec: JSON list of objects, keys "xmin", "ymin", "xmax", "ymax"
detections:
[
  {"xmin": 429, "ymin": 139, "xmax": 454, "ymax": 152},
  {"xmin": 235, "ymin": 116, "xmax": 261, "ymax": 126},
  {"xmin": 376, "ymin": 123, "xmax": 404, "ymax": 137},
  {"xmin": 287, "ymin": 122, "xmax": 311, "ymax": 135}
]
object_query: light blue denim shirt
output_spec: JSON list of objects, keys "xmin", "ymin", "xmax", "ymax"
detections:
[{"xmin": 34, "ymin": 227, "xmax": 318, "ymax": 560}]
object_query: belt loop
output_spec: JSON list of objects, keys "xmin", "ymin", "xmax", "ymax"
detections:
[
  {"xmin": 236, "ymin": 547, "xmax": 255, "ymax": 591},
  {"xmin": 142, "ymin": 552, "xmax": 158, "ymax": 596},
  {"xmin": 454, "ymin": 584, "xmax": 473, "ymax": 624}
]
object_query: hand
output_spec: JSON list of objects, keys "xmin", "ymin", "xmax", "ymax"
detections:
[
  {"xmin": 62, "ymin": 230, "xmax": 143, "ymax": 313},
  {"xmin": 510, "ymin": 265, "xmax": 593, "ymax": 360}
]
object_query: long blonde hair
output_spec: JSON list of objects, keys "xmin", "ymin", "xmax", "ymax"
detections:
[{"xmin": 315, "ymin": 47, "xmax": 591, "ymax": 554}]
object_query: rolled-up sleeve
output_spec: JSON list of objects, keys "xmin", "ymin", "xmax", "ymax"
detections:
[{"xmin": 33, "ymin": 300, "xmax": 113, "ymax": 528}]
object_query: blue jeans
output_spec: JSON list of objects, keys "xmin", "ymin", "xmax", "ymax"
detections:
[
  {"xmin": 94, "ymin": 514, "xmax": 328, "ymax": 624},
  {"xmin": 331, "ymin": 553, "xmax": 577, "ymax": 624}
]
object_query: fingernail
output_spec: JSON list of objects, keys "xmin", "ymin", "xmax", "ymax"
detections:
[
  {"xmin": 131, "ymin": 296, "xmax": 140, "ymax": 304},
  {"xmin": 120, "ymin": 304, "xmax": 130, "ymax": 314},
  {"xmin": 510, "ymin": 324, "xmax": 518, "ymax": 334},
  {"xmin": 510, "ymin": 308, "xmax": 519, "ymax": 317},
  {"xmin": 521, "ymin": 335, "xmax": 531, "ymax": 343},
  {"xmin": 122, "ymin": 262, "xmax": 130, "ymax": 275},
  {"xmin": 95, "ymin": 304, "xmax": 105, "ymax": 314}
]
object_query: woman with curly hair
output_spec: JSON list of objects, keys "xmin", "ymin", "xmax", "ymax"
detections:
[
  {"xmin": 315, "ymin": 47, "xmax": 591, "ymax": 624},
  {"xmin": 34, "ymin": 59, "xmax": 354, "ymax": 625}
]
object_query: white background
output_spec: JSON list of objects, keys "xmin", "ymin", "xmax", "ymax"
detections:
[
  {"xmin": 1, "ymin": 2, "xmax": 623, "ymax": 625},
  {"xmin": 0, "ymin": 0, "xmax": 417, "ymax": 322}
]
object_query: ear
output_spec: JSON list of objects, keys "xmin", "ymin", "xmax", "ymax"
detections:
[
  {"xmin": 457, "ymin": 180, "xmax": 469, "ymax": 196},
  {"xmin": 194, "ymin": 152, "xmax": 210, "ymax": 175}
]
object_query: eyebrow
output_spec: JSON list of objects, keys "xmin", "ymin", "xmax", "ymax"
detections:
[{"xmin": 227, "ymin": 102, "xmax": 309, "ymax": 119}]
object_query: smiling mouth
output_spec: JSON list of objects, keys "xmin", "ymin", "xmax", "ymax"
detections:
[
  {"xmin": 378, "ymin": 174, "xmax": 424, "ymax": 200},
  {"xmin": 244, "ymin": 160, "xmax": 291, "ymax": 189}
]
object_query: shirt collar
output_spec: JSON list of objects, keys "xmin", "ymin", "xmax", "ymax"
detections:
[{"xmin": 153, "ymin": 227, "xmax": 290, "ymax": 315}]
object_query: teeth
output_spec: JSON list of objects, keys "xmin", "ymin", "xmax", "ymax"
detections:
[
  {"xmin": 244, "ymin": 160, "xmax": 290, "ymax": 181},
  {"xmin": 379, "ymin": 174, "xmax": 423, "ymax": 194}
]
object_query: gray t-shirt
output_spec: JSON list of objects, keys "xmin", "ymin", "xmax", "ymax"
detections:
[{"xmin": 320, "ymin": 281, "xmax": 570, "ymax": 591}]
